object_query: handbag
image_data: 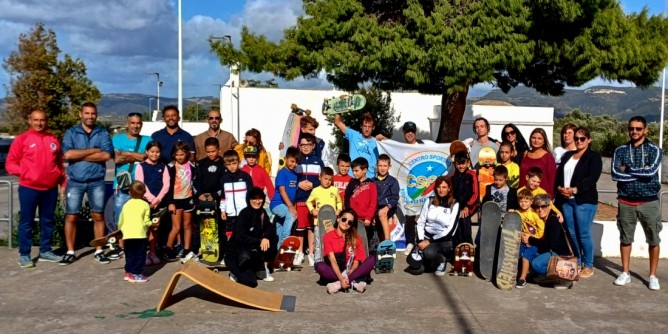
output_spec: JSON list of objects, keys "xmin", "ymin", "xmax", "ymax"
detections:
[
  {"xmin": 546, "ymin": 223, "xmax": 580, "ymax": 282},
  {"xmin": 116, "ymin": 137, "xmax": 143, "ymax": 192}
]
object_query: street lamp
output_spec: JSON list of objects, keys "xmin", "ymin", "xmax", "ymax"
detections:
[
  {"xmin": 148, "ymin": 97, "xmax": 155, "ymax": 113},
  {"xmin": 210, "ymin": 35, "xmax": 239, "ymax": 138},
  {"xmin": 145, "ymin": 72, "xmax": 162, "ymax": 113}
]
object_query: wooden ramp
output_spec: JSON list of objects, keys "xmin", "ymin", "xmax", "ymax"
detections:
[{"xmin": 156, "ymin": 262, "xmax": 296, "ymax": 312}]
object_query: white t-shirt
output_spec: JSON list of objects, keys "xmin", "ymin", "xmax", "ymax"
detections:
[{"xmin": 562, "ymin": 157, "xmax": 579, "ymax": 198}]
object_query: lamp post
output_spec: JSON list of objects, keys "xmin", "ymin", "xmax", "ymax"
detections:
[
  {"xmin": 148, "ymin": 97, "xmax": 155, "ymax": 113},
  {"xmin": 210, "ymin": 35, "xmax": 238, "ymax": 138},
  {"xmin": 145, "ymin": 72, "xmax": 162, "ymax": 113}
]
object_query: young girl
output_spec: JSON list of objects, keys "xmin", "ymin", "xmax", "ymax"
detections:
[
  {"xmin": 164, "ymin": 141, "xmax": 196, "ymax": 261},
  {"xmin": 498, "ymin": 141, "xmax": 520, "ymax": 188},
  {"xmin": 118, "ymin": 181, "xmax": 156, "ymax": 283},
  {"xmin": 315, "ymin": 208, "xmax": 376, "ymax": 294},
  {"xmin": 135, "ymin": 141, "xmax": 170, "ymax": 265}
]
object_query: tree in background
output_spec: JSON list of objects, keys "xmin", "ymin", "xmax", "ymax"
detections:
[
  {"xmin": 210, "ymin": 0, "xmax": 668, "ymax": 142},
  {"xmin": 2, "ymin": 23, "xmax": 101, "ymax": 137},
  {"xmin": 183, "ymin": 98, "xmax": 219, "ymax": 121}
]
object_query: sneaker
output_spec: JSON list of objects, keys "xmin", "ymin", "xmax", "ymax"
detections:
[
  {"xmin": 149, "ymin": 252, "xmax": 161, "ymax": 265},
  {"xmin": 132, "ymin": 274, "xmax": 149, "ymax": 283},
  {"xmin": 229, "ymin": 273, "xmax": 237, "ymax": 282},
  {"xmin": 124, "ymin": 273, "xmax": 134, "ymax": 281},
  {"xmin": 181, "ymin": 251, "xmax": 197, "ymax": 264},
  {"xmin": 554, "ymin": 280, "xmax": 573, "ymax": 290},
  {"xmin": 327, "ymin": 281, "xmax": 341, "ymax": 294},
  {"xmin": 516, "ymin": 279, "xmax": 527, "ymax": 288},
  {"xmin": 59, "ymin": 254, "xmax": 76, "ymax": 266},
  {"xmin": 18, "ymin": 255, "xmax": 35, "ymax": 268},
  {"xmin": 649, "ymin": 275, "xmax": 660, "ymax": 291},
  {"xmin": 94, "ymin": 252, "xmax": 111, "ymax": 264},
  {"xmin": 307, "ymin": 254, "xmax": 315, "ymax": 267},
  {"xmin": 263, "ymin": 267, "xmax": 275, "ymax": 282},
  {"xmin": 220, "ymin": 259, "xmax": 226, "ymax": 267},
  {"xmin": 293, "ymin": 252, "xmax": 304, "ymax": 266},
  {"xmin": 38, "ymin": 251, "xmax": 61, "ymax": 263},
  {"xmin": 435, "ymin": 261, "xmax": 447, "ymax": 276},
  {"xmin": 403, "ymin": 243, "xmax": 414, "ymax": 256},
  {"xmin": 162, "ymin": 248, "xmax": 178, "ymax": 262},
  {"xmin": 107, "ymin": 248, "xmax": 123, "ymax": 260},
  {"xmin": 352, "ymin": 281, "xmax": 367, "ymax": 293},
  {"xmin": 579, "ymin": 267, "xmax": 594, "ymax": 278},
  {"xmin": 614, "ymin": 272, "xmax": 631, "ymax": 286}
]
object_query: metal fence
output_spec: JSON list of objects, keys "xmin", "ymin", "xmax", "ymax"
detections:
[{"xmin": 0, "ymin": 180, "xmax": 14, "ymax": 248}]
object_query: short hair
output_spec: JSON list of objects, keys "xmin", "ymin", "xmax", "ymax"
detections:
[
  {"xmin": 361, "ymin": 112, "xmax": 375, "ymax": 125},
  {"xmin": 560, "ymin": 123, "xmax": 578, "ymax": 148},
  {"xmin": 472, "ymin": 117, "xmax": 490, "ymax": 132},
  {"xmin": 129, "ymin": 181, "xmax": 146, "ymax": 199},
  {"xmin": 532, "ymin": 194, "xmax": 551, "ymax": 208},
  {"xmin": 575, "ymin": 126, "xmax": 591, "ymax": 139},
  {"xmin": 337, "ymin": 153, "xmax": 351, "ymax": 164},
  {"xmin": 527, "ymin": 167, "xmax": 543, "ymax": 179},
  {"xmin": 81, "ymin": 102, "xmax": 97, "ymax": 112},
  {"xmin": 628, "ymin": 115, "xmax": 647, "ymax": 127},
  {"xmin": 321, "ymin": 167, "xmax": 334, "ymax": 177},
  {"xmin": 172, "ymin": 141, "xmax": 191, "ymax": 161},
  {"xmin": 377, "ymin": 154, "xmax": 391, "ymax": 164},
  {"xmin": 145, "ymin": 141, "xmax": 162, "ymax": 152},
  {"xmin": 162, "ymin": 105, "xmax": 179, "ymax": 115},
  {"xmin": 222, "ymin": 149, "xmax": 239, "ymax": 163},
  {"xmin": 285, "ymin": 146, "xmax": 301, "ymax": 161},
  {"xmin": 517, "ymin": 188, "xmax": 533, "ymax": 200},
  {"xmin": 352, "ymin": 157, "xmax": 369, "ymax": 170},
  {"xmin": 204, "ymin": 137, "xmax": 220, "ymax": 148},
  {"xmin": 454, "ymin": 152, "xmax": 469, "ymax": 164},
  {"xmin": 499, "ymin": 141, "xmax": 514, "ymax": 152},
  {"xmin": 299, "ymin": 133, "xmax": 316, "ymax": 144},
  {"xmin": 493, "ymin": 165, "xmax": 508, "ymax": 178},
  {"xmin": 300, "ymin": 115, "xmax": 319, "ymax": 129}
]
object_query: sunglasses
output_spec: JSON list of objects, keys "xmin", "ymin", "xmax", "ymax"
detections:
[
  {"xmin": 532, "ymin": 205, "xmax": 550, "ymax": 210},
  {"xmin": 208, "ymin": 116, "xmax": 221, "ymax": 120},
  {"xmin": 574, "ymin": 136, "xmax": 587, "ymax": 143},
  {"xmin": 504, "ymin": 130, "xmax": 516, "ymax": 136},
  {"xmin": 339, "ymin": 216, "xmax": 353, "ymax": 224},
  {"xmin": 127, "ymin": 112, "xmax": 142, "ymax": 118},
  {"xmin": 628, "ymin": 126, "xmax": 644, "ymax": 132}
]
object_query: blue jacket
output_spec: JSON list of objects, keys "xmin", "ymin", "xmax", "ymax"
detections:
[
  {"xmin": 375, "ymin": 174, "xmax": 400, "ymax": 211},
  {"xmin": 62, "ymin": 124, "xmax": 114, "ymax": 183},
  {"xmin": 611, "ymin": 140, "xmax": 661, "ymax": 202},
  {"xmin": 295, "ymin": 151, "xmax": 324, "ymax": 202}
]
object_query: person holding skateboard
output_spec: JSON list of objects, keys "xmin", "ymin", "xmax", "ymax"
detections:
[
  {"xmin": 481, "ymin": 165, "xmax": 518, "ymax": 214},
  {"xmin": 333, "ymin": 112, "xmax": 379, "ymax": 179},
  {"xmin": 470, "ymin": 117, "xmax": 500, "ymax": 168},
  {"xmin": 118, "ymin": 181, "xmax": 157, "ymax": 283},
  {"xmin": 315, "ymin": 209, "xmax": 375, "ymax": 294},
  {"xmin": 306, "ymin": 167, "xmax": 343, "ymax": 217}
]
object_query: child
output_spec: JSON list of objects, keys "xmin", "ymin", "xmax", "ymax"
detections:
[
  {"xmin": 344, "ymin": 157, "xmax": 377, "ymax": 250},
  {"xmin": 518, "ymin": 167, "xmax": 563, "ymax": 221},
  {"xmin": 135, "ymin": 141, "xmax": 170, "ymax": 265},
  {"xmin": 450, "ymin": 152, "xmax": 479, "ymax": 246},
  {"xmin": 219, "ymin": 150, "xmax": 254, "ymax": 243},
  {"xmin": 118, "ymin": 181, "xmax": 156, "ymax": 283},
  {"xmin": 270, "ymin": 147, "xmax": 301, "ymax": 249},
  {"xmin": 481, "ymin": 165, "xmax": 518, "ymax": 213},
  {"xmin": 333, "ymin": 154, "xmax": 352, "ymax": 202},
  {"xmin": 498, "ymin": 141, "xmax": 520, "ymax": 188},
  {"xmin": 235, "ymin": 128, "xmax": 272, "ymax": 175},
  {"xmin": 300, "ymin": 115, "xmax": 326, "ymax": 159},
  {"xmin": 374, "ymin": 154, "xmax": 400, "ymax": 241},
  {"xmin": 294, "ymin": 133, "xmax": 325, "ymax": 266},
  {"xmin": 307, "ymin": 167, "xmax": 343, "ymax": 263},
  {"xmin": 193, "ymin": 137, "xmax": 226, "ymax": 202},
  {"xmin": 163, "ymin": 141, "xmax": 196, "ymax": 261},
  {"xmin": 515, "ymin": 189, "xmax": 545, "ymax": 288},
  {"xmin": 241, "ymin": 145, "xmax": 274, "ymax": 200}
]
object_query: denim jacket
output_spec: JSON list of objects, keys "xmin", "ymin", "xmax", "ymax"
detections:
[{"xmin": 62, "ymin": 124, "xmax": 114, "ymax": 183}]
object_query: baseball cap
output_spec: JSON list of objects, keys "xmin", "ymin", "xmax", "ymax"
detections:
[
  {"xmin": 402, "ymin": 121, "xmax": 417, "ymax": 133},
  {"xmin": 243, "ymin": 145, "xmax": 259, "ymax": 156}
]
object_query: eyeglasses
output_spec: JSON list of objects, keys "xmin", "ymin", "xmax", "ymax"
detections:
[
  {"xmin": 299, "ymin": 143, "xmax": 313, "ymax": 147},
  {"xmin": 574, "ymin": 136, "xmax": 587, "ymax": 143},
  {"xmin": 504, "ymin": 130, "xmax": 515, "ymax": 136},
  {"xmin": 628, "ymin": 126, "xmax": 644, "ymax": 132},
  {"xmin": 127, "ymin": 112, "xmax": 142, "ymax": 118},
  {"xmin": 208, "ymin": 116, "xmax": 221, "ymax": 120},
  {"xmin": 532, "ymin": 205, "xmax": 550, "ymax": 210}
]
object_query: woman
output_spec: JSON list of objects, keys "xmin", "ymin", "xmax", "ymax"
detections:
[
  {"xmin": 553, "ymin": 123, "xmax": 578, "ymax": 168},
  {"xmin": 519, "ymin": 128, "xmax": 556, "ymax": 198},
  {"xmin": 500, "ymin": 123, "xmax": 529, "ymax": 165},
  {"xmin": 234, "ymin": 128, "xmax": 272, "ymax": 175},
  {"xmin": 555, "ymin": 127, "xmax": 602, "ymax": 278},
  {"xmin": 415, "ymin": 176, "xmax": 460, "ymax": 276},
  {"xmin": 224, "ymin": 187, "xmax": 277, "ymax": 288},
  {"xmin": 315, "ymin": 208, "xmax": 376, "ymax": 294},
  {"xmin": 524, "ymin": 194, "xmax": 578, "ymax": 289}
]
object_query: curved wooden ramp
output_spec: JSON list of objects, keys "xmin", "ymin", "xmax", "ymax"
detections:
[{"xmin": 156, "ymin": 262, "xmax": 296, "ymax": 312}]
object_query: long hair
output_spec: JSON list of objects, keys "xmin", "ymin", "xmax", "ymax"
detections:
[
  {"xmin": 501, "ymin": 123, "xmax": 529, "ymax": 152},
  {"xmin": 431, "ymin": 176, "xmax": 455, "ymax": 208},
  {"xmin": 529, "ymin": 128, "xmax": 552, "ymax": 152},
  {"xmin": 244, "ymin": 128, "xmax": 265, "ymax": 152},
  {"xmin": 338, "ymin": 208, "xmax": 359, "ymax": 250}
]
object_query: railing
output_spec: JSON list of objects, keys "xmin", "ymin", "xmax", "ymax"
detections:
[{"xmin": 0, "ymin": 180, "xmax": 13, "ymax": 248}]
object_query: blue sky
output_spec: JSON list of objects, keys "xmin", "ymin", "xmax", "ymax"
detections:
[{"xmin": 0, "ymin": 0, "xmax": 665, "ymax": 98}]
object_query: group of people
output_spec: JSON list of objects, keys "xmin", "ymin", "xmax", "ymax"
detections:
[{"xmin": 6, "ymin": 101, "xmax": 663, "ymax": 292}]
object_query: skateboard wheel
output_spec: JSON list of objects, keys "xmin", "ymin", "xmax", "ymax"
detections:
[
  {"xmin": 109, "ymin": 237, "xmax": 116, "ymax": 244},
  {"xmin": 213, "ymin": 269, "xmax": 219, "ymax": 273},
  {"xmin": 468, "ymin": 272, "xmax": 473, "ymax": 277},
  {"xmin": 196, "ymin": 210, "xmax": 201, "ymax": 215},
  {"xmin": 287, "ymin": 267, "xmax": 291, "ymax": 272},
  {"xmin": 392, "ymin": 254, "xmax": 396, "ymax": 259},
  {"xmin": 152, "ymin": 217, "xmax": 159, "ymax": 224},
  {"xmin": 377, "ymin": 254, "xmax": 381, "ymax": 261},
  {"xmin": 279, "ymin": 249, "xmax": 284, "ymax": 254}
]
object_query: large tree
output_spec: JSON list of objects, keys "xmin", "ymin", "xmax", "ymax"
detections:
[
  {"xmin": 211, "ymin": 0, "xmax": 668, "ymax": 142},
  {"xmin": 3, "ymin": 23, "xmax": 101, "ymax": 137}
]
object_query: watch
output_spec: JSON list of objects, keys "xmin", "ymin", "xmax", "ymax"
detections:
[{"xmin": 572, "ymin": 187, "xmax": 578, "ymax": 195}]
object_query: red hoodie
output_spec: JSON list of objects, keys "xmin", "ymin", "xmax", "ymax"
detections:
[
  {"xmin": 6, "ymin": 129, "xmax": 66, "ymax": 191},
  {"xmin": 241, "ymin": 163, "xmax": 275, "ymax": 200}
]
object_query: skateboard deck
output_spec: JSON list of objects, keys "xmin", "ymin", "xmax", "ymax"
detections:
[
  {"xmin": 479, "ymin": 201, "xmax": 502, "ymax": 280},
  {"xmin": 374, "ymin": 240, "xmax": 396, "ymax": 274},
  {"xmin": 478, "ymin": 146, "xmax": 496, "ymax": 200},
  {"xmin": 451, "ymin": 243, "xmax": 475, "ymax": 277},
  {"xmin": 322, "ymin": 94, "xmax": 366, "ymax": 115},
  {"xmin": 495, "ymin": 212, "xmax": 522, "ymax": 291},
  {"xmin": 315, "ymin": 205, "xmax": 337, "ymax": 263},
  {"xmin": 274, "ymin": 236, "xmax": 301, "ymax": 271},
  {"xmin": 198, "ymin": 199, "xmax": 220, "ymax": 263},
  {"xmin": 449, "ymin": 140, "xmax": 469, "ymax": 160},
  {"xmin": 90, "ymin": 210, "xmax": 164, "ymax": 248},
  {"xmin": 277, "ymin": 104, "xmax": 308, "ymax": 169},
  {"xmin": 357, "ymin": 220, "xmax": 369, "ymax": 258}
]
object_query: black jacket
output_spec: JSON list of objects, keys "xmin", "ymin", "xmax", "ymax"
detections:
[
  {"xmin": 554, "ymin": 148, "xmax": 602, "ymax": 206},
  {"xmin": 193, "ymin": 157, "xmax": 226, "ymax": 201},
  {"xmin": 529, "ymin": 214, "xmax": 576, "ymax": 256},
  {"xmin": 482, "ymin": 184, "xmax": 518, "ymax": 213}
]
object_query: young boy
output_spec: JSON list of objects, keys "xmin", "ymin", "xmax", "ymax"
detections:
[
  {"xmin": 374, "ymin": 154, "xmax": 400, "ymax": 241},
  {"xmin": 498, "ymin": 142, "xmax": 520, "ymax": 188},
  {"xmin": 344, "ymin": 157, "xmax": 377, "ymax": 249},
  {"xmin": 193, "ymin": 137, "xmax": 226, "ymax": 202},
  {"xmin": 333, "ymin": 153, "xmax": 352, "ymax": 202},
  {"xmin": 481, "ymin": 165, "xmax": 518, "ymax": 213},
  {"xmin": 307, "ymin": 167, "xmax": 343, "ymax": 263},
  {"xmin": 294, "ymin": 133, "xmax": 325, "ymax": 266},
  {"xmin": 300, "ymin": 115, "xmax": 326, "ymax": 159},
  {"xmin": 119, "ymin": 181, "xmax": 157, "ymax": 283},
  {"xmin": 518, "ymin": 167, "xmax": 563, "ymax": 221},
  {"xmin": 450, "ymin": 152, "xmax": 479, "ymax": 246},
  {"xmin": 515, "ymin": 189, "xmax": 545, "ymax": 288},
  {"xmin": 241, "ymin": 145, "xmax": 275, "ymax": 200},
  {"xmin": 219, "ymin": 150, "xmax": 254, "ymax": 242},
  {"xmin": 270, "ymin": 147, "xmax": 301, "ymax": 250}
]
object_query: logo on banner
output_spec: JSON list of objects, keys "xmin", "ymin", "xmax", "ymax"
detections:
[{"xmin": 397, "ymin": 150, "xmax": 452, "ymax": 212}]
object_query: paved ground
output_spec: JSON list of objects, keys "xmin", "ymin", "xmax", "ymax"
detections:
[{"xmin": 0, "ymin": 246, "xmax": 667, "ymax": 333}]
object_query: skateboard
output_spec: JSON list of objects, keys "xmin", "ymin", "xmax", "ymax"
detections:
[
  {"xmin": 374, "ymin": 240, "xmax": 396, "ymax": 274},
  {"xmin": 315, "ymin": 205, "xmax": 337, "ymax": 263},
  {"xmin": 357, "ymin": 220, "xmax": 369, "ymax": 257},
  {"xmin": 477, "ymin": 146, "xmax": 496, "ymax": 200},
  {"xmin": 197, "ymin": 198, "xmax": 220, "ymax": 264},
  {"xmin": 274, "ymin": 236, "xmax": 301, "ymax": 271},
  {"xmin": 495, "ymin": 212, "xmax": 522, "ymax": 291},
  {"xmin": 277, "ymin": 104, "xmax": 309, "ymax": 169},
  {"xmin": 89, "ymin": 216, "xmax": 161, "ymax": 248},
  {"xmin": 322, "ymin": 94, "xmax": 366, "ymax": 115},
  {"xmin": 451, "ymin": 243, "xmax": 475, "ymax": 277},
  {"xmin": 449, "ymin": 140, "xmax": 469, "ymax": 160},
  {"xmin": 478, "ymin": 201, "xmax": 502, "ymax": 280}
]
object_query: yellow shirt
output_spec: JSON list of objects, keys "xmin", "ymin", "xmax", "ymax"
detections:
[
  {"xmin": 118, "ymin": 198, "xmax": 153, "ymax": 239},
  {"xmin": 500, "ymin": 161, "xmax": 520, "ymax": 188},
  {"xmin": 518, "ymin": 208, "xmax": 545, "ymax": 239},
  {"xmin": 517, "ymin": 186, "xmax": 562, "ymax": 217},
  {"xmin": 306, "ymin": 186, "xmax": 343, "ymax": 212}
]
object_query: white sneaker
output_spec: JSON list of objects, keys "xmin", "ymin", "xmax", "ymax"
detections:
[
  {"xmin": 293, "ymin": 252, "xmax": 304, "ymax": 266},
  {"xmin": 327, "ymin": 281, "xmax": 341, "ymax": 294},
  {"xmin": 307, "ymin": 254, "xmax": 315, "ymax": 267},
  {"xmin": 263, "ymin": 267, "xmax": 275, "ymax": 282},
  {"xmin": 181, "ymin": 251, "xmax": 197, "ymax": 264},
  {"xmin": 649, "ymin": 275, "xmax": 660, "ymax": 291},
  {"xmin": 403, "ymin": 243, "xmax": 414, "ymax": 256},
  {"xmin": 614, "ymin": 272, "xmax": 631, "ymax": 286},
  {"xmin": 352, "ymin": 281, "xmax": 367, "ymax": 293},
  {"xmin": 435, "ymin": 261, "xmax": 446, "ymax": 276},
  {"xmin": 220, "ymin": 259, "xmax": 226, "ymax": 267}
]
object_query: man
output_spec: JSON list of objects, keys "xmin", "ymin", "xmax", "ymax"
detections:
[
  {"xmin": 152, "ymin": 105, "xmax": 196, "ymax": 164},
  {"xmin": 60, "ymin": 102, "xmax": 114, "ymax": 265},
  {"xmin": 611, "ymin": 115, "xmax": 662, "ymax": 290},
  {"xmin": 194, "ymin": 108, "xmax": 238, "ymax": 160},
  {"xmin": 469, "ymin": 117, "xmax": 500, "ymax": 167},
  {"xmin": 334, "ymin": 112, "xmax": 379, "ymax": 179},
  {"xmin": 6, "ymin": 110, "xmax": 66, "ymax": 268}
]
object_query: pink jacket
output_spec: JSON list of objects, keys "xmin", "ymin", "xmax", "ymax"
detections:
[{"xmin": 6, "ymin": 129, "xmax": 66, "ymax": 190}]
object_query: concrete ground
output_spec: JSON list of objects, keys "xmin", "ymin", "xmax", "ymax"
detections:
[{"xmin": 0, "ymin": 246, "xmax": 667, "ymax": 333}]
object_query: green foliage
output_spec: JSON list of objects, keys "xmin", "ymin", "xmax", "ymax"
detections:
[
  {"xmin": 183, "ymin": 103, "xmax": 209, "ymax": 121},
  {"xmin": 242, "ymin": 79, "xmax": 279, "ymax": 88},
  {"xmin": 10, "ymin": 196, "xmax": 67, "ymax": 248},
  {"xmin": 2, "ymin": 23, "xmax": 101, "ymax": 138},
  {"xmin": 327, "ymin": 86, "xmax": 399, "ymax": 153}
]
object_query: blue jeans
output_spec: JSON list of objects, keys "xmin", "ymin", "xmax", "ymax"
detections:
[
  {"xmin": 65, "ymin": 179, "xmax": 106, "ymax": 214},
  {"xmin": 18, "ymin": 186, "xmax": 58, "ymax": 256},
  {"xmin": 530, "ymin": 251, "xmax": 557, "ymax": 276},
  {"xmin": 561, "ymin": 199, "xmax": 596, "ymax": 268},
  {"xmin": 112, "ymin": 192, "xmax": 132, "ymax": 230},
  {"xmin": 272, "ymin": 204, "xmax": 296, "ymax": 249}
]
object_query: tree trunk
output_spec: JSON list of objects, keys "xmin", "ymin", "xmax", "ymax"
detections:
[{"xmin": 436, "ymin": 86, "xmax": 469, "ymax": 143}]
